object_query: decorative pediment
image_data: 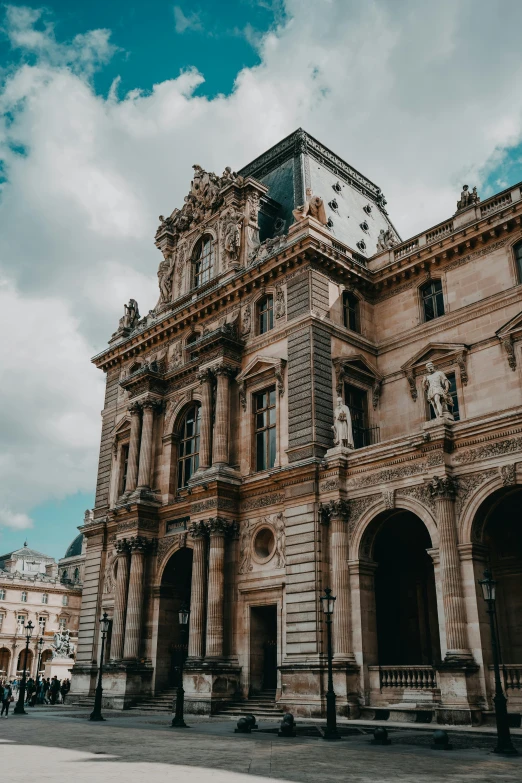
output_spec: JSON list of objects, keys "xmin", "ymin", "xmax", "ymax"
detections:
[
  {"xmin": 496, "ymin": 311, "xmax": 522, "ymax": 371},
  {"xmin": 401, "ymin": 342, "xmax": 468, "ymax": 400},
  {"xmin": 333, "ymin": 354, "xmax": 383, "ymax": 408},
  {"xmin": 236, "ymin": 356, "xmax": 286, "ymax": 410}
]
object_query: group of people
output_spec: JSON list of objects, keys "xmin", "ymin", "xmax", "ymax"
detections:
[{"xmin": 0, "ymin": 676, "xmax": 71, "ymax": 717}]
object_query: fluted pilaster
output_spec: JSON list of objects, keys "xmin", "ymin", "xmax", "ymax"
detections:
[
  {"xmin": 125, "ymin": 403, "xmax": 142, "ymax": 492},
  {"xmin": 212, "ymin": 366, "xmax": 233, "ymax": 466},
  {"xmin": 137, "ymin": 400, "xmax": 158, "ymax": 488},
  {"xmin": 187, "ymin": 521, "xmax": 207, "ymax": 659},
  {"xmin": 198, "ymin": 370, "xmax": 214, "ymax": 470},
  {"xmin": 320, "ymin": 500, "xmax": 353, "ymax": 660},
  {"xmin": 428, "ymin": 476, "xmax": 471, "ymax": 659},
  {"xmin": 110, "ymin": 540, "xmax": 130, "ymax": 660},
  {"xmin": 205, "ymin": 518, "xmax": 234, "ymax": 658},
  {"xmin": 123, "ymin": 537, "xmax": 150, "ymax": 660}
]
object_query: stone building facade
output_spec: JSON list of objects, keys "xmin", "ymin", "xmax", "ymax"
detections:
[
  {"xmin": 72, "ymin": 129, "xmax": 522, "ymax": 724},
  {"xmin": 0, "ymin": 537, "xmax": 84, "ymax": 678}
]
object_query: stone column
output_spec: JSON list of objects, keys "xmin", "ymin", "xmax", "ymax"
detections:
[
  {"xmin": 212, "ymin": 366, "xmax": 233, "ymax": 466},
  {"xmin": 187, "ymin": 521, "xmax": 208, "ymax": 659},
  {"xmin": 205, "ymin": 518, "xmax": 232, "ymax": 658},
  {"xmin": 110, "ymin": 540, "xmax": 130, "ymax": 661},
  {"xmin": 197, "ymin": 370, "xmax": 214, "ymax": 471},
  {"xmin": 137, "ymin": 400, "xmax": 158, "ymax": 488},
  {"xmin": 321, "ymin": 500, "xmax": 354, "ymax": 660},
  {"xmin": 125, "ymin": 403, "xmax": 142, "ymax": 492},
  {"xmin": 429, "ymin": 475, "xmax": 471, "ymax": 660},
  {"xmin": 123, "ymin": 537, "xmax": 149, "ymax": 660}
]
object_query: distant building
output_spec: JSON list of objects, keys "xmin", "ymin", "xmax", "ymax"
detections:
[
  {"xmin": 0, "ymin": 536, "xmax": 84, "ymax": 679},
  {"xmin": 74, "ymin": 129, "xmax": 522, "ymax": 724}
]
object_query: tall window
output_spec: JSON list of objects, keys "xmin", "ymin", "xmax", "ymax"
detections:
[
  {"xmin": 39, "ymin": 616, "xmax": 47, "ymax": 633},
  {"xmin": 58, "ymin": 617, "xmax": 67, "ymax": 631},
  {"xmin": 74, "ymin": 567, "xmax": 80, "ymax": 582},
  {"xmin": 515, "ymin": 240, "xmax": 522, "ymax": 282},
  {"xmin": 0, "ymin": 614, "xmax": 4, "ymax": 630},
  {"xmin": 186, "ymin": 332, "xmax": 199, "ymax": 362},
  {"xmin": 42, "ymin": 593, "xmax": 48, "ymax": 604},
  {"xmin": 428, "ymin": 371, "xmax": 460, "ymax": 421},
  {"xmin": 177, "ymin": 405, "xmax": 201, "ymax": 489},
  {"xmin": 0, "ymin": 589, "xmax": 5, "ymax": 600},
  {"xmin": 254, "ymin": 387, "xmax": 276, "ymax": 471},
  {"xmin": 17, "ymin": 615, "xmax": 25, "ymax": 633},
  {"xmin": 344, "ymin": 384, "xmax": 369, "ymax": 449},
  {"xmin": 62, "ymin": 594, "xmax": 69, "ymax": 606},
  {"xmin": 21, "ymin": 591, "xmax": 27, "ymax": 603},
  {"xmin": 257, "ymin": 295, "xmax": 274, "ymax": 335},
  {"xmin": 421, "ymin": 279, "xmax": 445, "ymax": 322},
  {"xmin": 192, "ymin": 235, "xmax": 214, "ymax": 289},
  {"xmin": 119, "ymin": 444, "xmax": 129, "ymax": 495},
  {"xmin": 342, "ymin": 292, "xmax": 359, "ymax": 332},
  {"xmin": 62, "ymin": 569, "xmax": 68, "ymax": 582}
]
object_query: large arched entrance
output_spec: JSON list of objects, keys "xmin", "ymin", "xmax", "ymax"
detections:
[
  {"xmin": 473, "ymin": 487, "xmax": 522, "ymax": 706},
  {"xmin": 374, "ymin": 511, "xmax": 440, "ymax": 666},
  {"xmin": 156, "ymin": 547, "xmax": 193, "ymax": 692},
  {"xmin": 17, "ymin": 648, "xmax": 33, "ymax": 675},
  {"xmin": 0, "ymin": 648, "xmax": 10, "ymax": 677}
]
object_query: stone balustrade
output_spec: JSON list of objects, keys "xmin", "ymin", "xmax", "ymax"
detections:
[{"xmin": 377, "ymin": 665, "xmax": 437, "ymax": 690}]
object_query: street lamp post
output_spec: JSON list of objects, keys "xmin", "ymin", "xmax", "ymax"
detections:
[
  {"xmin": 479, "ymin": 569, "xmax": 518, "ymax": 756},
  {"xmin": 320, "ymin": 588, "xmax": 341, "ymax": 740},
  {"xmin": 171, "ymin": 602, "xmax": 190, "ymax": 728},
  {"xmin": 14, "ymin": 620, "xmax": 34, "ymax": 715},
  {"xmin": 32, "ymin": 636, "xmax": 44, "ymax": 707},
  {"xmin": 90, "ymin": 612, "xmax": 110, "ymax": 722}
]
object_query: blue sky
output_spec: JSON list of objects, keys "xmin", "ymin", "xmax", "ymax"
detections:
[{"xmin": 1, "ymin": 0, "xmax": 522, "ymax": 560}]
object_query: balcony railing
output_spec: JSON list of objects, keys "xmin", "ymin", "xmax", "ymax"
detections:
[
  {"xmin": 379, "ymin": 666, "xmax": 437, "ymax": 690},
  {"xmin": 489, "ymin": 664, "xmax": 522, "ymax": 691},
  {"xmin": 353, "ymin": 424, "xmax": 380, "ymax": 450}
]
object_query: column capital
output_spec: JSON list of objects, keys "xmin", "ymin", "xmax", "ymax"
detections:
[
  {"xmin": 189, "ymin": 520, "xmax": 208, "ymax": 539},
  {"xmin": 207, "ymin": 517, "xmax": 237, "ymax": 537},
  {"xmin": 128, "ymin": 402, "xmax": 142, "ymax": 416},
  {"xmin": 127, "ymin": 535, "xmax": 154, "ymax": 553},
  {"xmin": 319, "ymin": 499, "xmax": 350, "ymax": 525},
  {"xmin": 197, "ymin": 368, "xmax": 215, "ymax": 385},
  {"xmin": 115, "ymin": 539, "xmax": 130, "ymax": 555},
  {"xmin": 213, "ymin": 364, "xmax": 237, "ymax": 379},
  {"xmin": 428, "ymin": 474, "xmax": 458, "ymax": 500},
  {"xmin": 141, "ymin": 398, "xmax": 163, "ymax": 412}
]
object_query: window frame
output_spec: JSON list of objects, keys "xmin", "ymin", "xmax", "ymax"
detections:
[
  {"xmin": 192, "ymin": 235, "xmax": 215, "ymax": 290},
  {"xmin": 253, "ymin": 386, "xmax": 277, "ymax": 473},
  {"xmin": 420, "ymin": 279, "xmax": 445, "ymax": 322},
  {"xmin": 256, "ymin": 295, "xmax": 274, "ymax": 336},
  {"xmin": 0, "ymin": 588, "xmax": 5, "ymax": 600},
  {"xmin": 21, "ymin": 591, "xmax": 27, "ymax": 603},
  {"xmin": 42, "ymin": 593, "xmax": 48, "ymax": 604},
  {"xmin": 513, "ymin": 239, "xmax": 522, "ymax": 284},
  {"xmin": 176, "ymin": 404, "xmax": 202, "ymax": 490},
  {"xmin": 119, "ymin": 442, "xmax": 130, "ymax": 496},
  {"xmin": 62, "ymin": 594, "xmax": 69, "ymax": 607},
  {"xmin": 342, "ymin": 291, "xmax": 360, "ymax": 333}
]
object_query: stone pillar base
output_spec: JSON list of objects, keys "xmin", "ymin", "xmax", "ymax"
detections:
[
  {"xmin": 74, "ymin": 661, "xmax": 154, "ymax": 710},
  {"xmin": 69, "ymin": 664, "xmax": 98, "ymax": 700},
  {"xmin": 279, "ymin": 661, "xmax": 360, "ymax": 719},
  {"xmin": 436, "ymin": 660, "xmax": 482, "ymax": 725},
  {"xmin": 184, "ymin": 659, "xmax": 241, "ymax": 715}
]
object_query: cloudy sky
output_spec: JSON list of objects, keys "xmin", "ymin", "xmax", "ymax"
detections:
[{"xmin": 1, "ymin": 0, "xmax": 522, "ymax": 558}]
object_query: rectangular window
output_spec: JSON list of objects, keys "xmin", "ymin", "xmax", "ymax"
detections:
[
  {"xmin": 62, "ymin": 595, "xmax": 69, "ymax": 607},
  {"xmin": 120, "ymin": 444, "xmax": 129, "ymax": 495},
  {"xmin": 42, "ymin": 593, "xmax": 48, "ymax": 604},
  {"xmin": 429, "ymin": 371, "xmax": 460, "ymax": 421},
  {"xmin": 515, "ymin": 241, "xmax": 522, "ymax": 283},
  {"xmin": 21, "ymin": 591, "xmax": 27, "ymax": 603},
  {"xmin": 344, "ymin": 384, "xmax": 369, "ymax": 449},
  {"xmin": 0, "ymin": 589, "xmax": 5, "ymax": 600},
  {"xmin": 254, "ymin": 387, "xmax": 277, "ymax": 472},
  {"xmin": 58, "ymin": 617, "xmax": 67, "ymax": 631},
  {"xmin": 39, "ymin": 616, "xmax": 46, "ymax": 632},
  {"xmin": 0, "ymin": 614, "xmax": 4, "ymax": 629},
  {"xmin": 17, "ymin": 614, "xmax": 25, "ymax": 632}
]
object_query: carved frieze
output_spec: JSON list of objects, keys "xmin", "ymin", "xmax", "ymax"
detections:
[
  {"xmin": 346, "ymin": 495, "xmax": 380, "ymax": 536},
  {"xmin": 396, "ymin": 484, "xmax": 436, "ymax": 516},
  {"xmin": 191, "ymin": 497, "xmax": 236, "ymax": 513},
  {"xmin": 347, "ymin": 461, "xmax": 426, "ymax": 489},
  {"xmin": 454, "ymin": 436, "xmax": 522, "ymax": 465},
  {"xmin": 382, "ymin": 490, "xmax": 395, "ymax": 510},
  {"xmin": 275, "ymin": 286, "xmax": 286, "ymax": 320},
  {"xmin": 319, "ymin": 479, "xmax": 339, "ymax": 493},
  {"xmin": 500, "ymin": 463, "xmax": 517, "ymax": 486},
  {"xmin": 455, "ymin": 470, "xmax": 497, "ymax": 519},
  {"xmin": 241, "ymin": 493, "xmax": 285, "ymax": 512}
]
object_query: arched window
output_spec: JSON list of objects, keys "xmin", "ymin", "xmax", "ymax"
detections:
[
  {"xmin": 192, "ymin": 235, "xmax": 214, "ymax": 289},
  {"xmin": 421, "ymin": 279, "xmax": 444, "ymax": 322},
  {"xmin": 257, "ymin": 295, "xmax": 274, "ymax": 335},
  {"xmin": 177, "ymin": 405, "xmax": 201, "ymax": 489},
  {"xmin": 342, "ymin": 292, "xmax": 359, "ymax": 332},
  {"xmin": 74, "ymin": 567, "xmax": 80, "ymax": 582},
  {"xmin": 514, "ymin": 240, "xmax": 522, "ymax": 282}
]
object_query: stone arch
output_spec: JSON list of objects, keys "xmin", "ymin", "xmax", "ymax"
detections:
[
  {"xmin": 0, "ymin": 647, "xmax": 10, "ymax": 675},
  {"xmin": 350, "ymin": 494, "xmax": 438, "ymax": 561},
  {"xmin": 155, "ymin": 535, "xmax": 195, "ymax": 586},
  {"xmin": 165, "ymin": 392, "xmax": 202, "ymax": 439},
  {"xmin": 459, "ymin": 472, "xmax": 508, "ymax": 544}
]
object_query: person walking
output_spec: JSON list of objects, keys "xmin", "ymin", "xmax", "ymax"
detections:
[
  {"xmin": 50, "ymin": 676, "xmax": 60, "ymax": 705},
  {"xmin": 1, "ymin": 682, "xmax": 13, "ymax": 718},
  {"xmin": 60, "ymin": 678, "xmax": 70, "ymax": 704},
  {"xmin": 43, "ymin": 677, "xmax": 50, "ymax": 704}
]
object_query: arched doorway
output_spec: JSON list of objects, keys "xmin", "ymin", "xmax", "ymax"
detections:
[
  {"xmin": 373, "ymin": 511, "xmax": 440, "ymax": 666},
  {"xmin": 0, "ymin": 648, "xmax": 10, "ymax": 677},
  {"xmin": 156, "ymin": 547, "xmax": 193, "ymax": 692},
  {"xmin": 40, "ymin": 649, "xmax": 53, "ymax": 672},
  {"xmin": 17, "ymin": 648, "xmax": 33, "ymax": 675}
]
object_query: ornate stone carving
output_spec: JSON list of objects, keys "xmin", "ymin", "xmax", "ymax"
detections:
[
  {"xmin": 115, "ymin": 539, "xmax": 130, "ymax": 555},
  {"xmin": 428, "ymin": 474, "xmax": 458, "ymax": 499},
  {"xmin": 426, "ymin": 451, "xmax": 445, "ymax": 467},
  {"xmin": 189, "ymin": 520, "xmax": 208, "ymax": 538},
  {"xmin": 103, "ymin": 553, "xmax": 116, "ymax": 594},
  {"xmin": 292, "ymin": 187, "xmax": 328, "ymax": 225},
  {"xmin": 382, "ymin": 490, "xmax": 395, "ymax": 510},
  {"xmin": 118, "ymin": 299, "xmax": 140, "ymax": 331},
  {"xmin": 275, "ymin": 286, "xmax": 286, "ymax": 319},
  {"xmin": 191, "ymin": 497, "xmax": 236, "ymax": 513},
  {"xmin": 347, "ymin": 461, "xmax": 425, "ymax": 489},
  {"xmin": 319, "ymin": 499, "xmax": 350, "ymax": 525},
  {"xmin": 220, "ymin": 206, "xmax": 242, "ymax": 267},
  {"xmin": 502, "ymin": 337, "xmax": 517, "ymax": 371},
  {"xmin": 273, "ymin": 512, "xmax": 285, "ymax": 568},
  {"xmin": 238, "ymin": 520, "xmax": 253, "ymax": 574},
  {"xmin": 157, "ymin": 253, "xmax": 176, "ymax": 303},
  {"xmin": 241, "ymin": 493, "xmax": 285, "ymax": 512},
  {"xmin": 376, "ymin": 228, "xmax": 398, "ymax": 252},
  {"xmin": 51, "ymin": 630, "xmax": 75, "ymax": 660},
  {"xmin": 423, "ymin": 362, "xmax": 454, "ymax": 419},
  {"xmin": 248, "ymin": 234, "xmax": 287, "ymax": 265},
  {"xmin": 127, "ymin": 535, "xmax": 153, "ymax": 553},
  {"xmin": 167, "ymin": 340, "xmax": 183, "ymax": 371},
  {"xmin": 455, "ymin": 470, "xmax": 497, "ymax": 519},
  {"xmin": 207, "ymin": 517, "xmax": 237, "ymax": 536},
  {"xmin": 197, "ymin": 368, "xmax": 215, "ymax": 385},
  {"xmin": 372, "ymin": 380, "xmax": 382, "ymax": 410},
  {"xmin": 500, "ymin": 463, "xmax": 517, "ymax": 486},
  {"xmin": 332, "ymin": 396, "xmax": 354, "ymax": 448},
  {"xmin": 319, "ymin": 478, "xmax": 339, "ymax": 492},
  {"xmin": 241, "ymin": 304, "xmax": 251, "ymax": 337},
  {"xmin": 454, "ymin": 436, "xmax": 522, "ymax": 465},
  {"xmin": 396, "ymin": 484, "xmax": 435, "ymax": 516},
  {"xmin": 346, "ymin": 496, "xmax": 380, "ymax": 535},
  {"xmin": 406, "ymin": 370, "xmax": 418, "ymax": 401},
  {"xmin": 456, "ymin": 351, "xmax": 468, "ymax": 385},
  {"xmin": 456, "ymin": 184, "xmax": 480, "ymax": 212},
  {"xmin": 275, "ymin": 361, "xmax": 286, "ymax": 397}
]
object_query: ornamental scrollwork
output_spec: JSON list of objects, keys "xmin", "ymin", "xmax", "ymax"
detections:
[
  {"xmin": 319, "ymin": 499, "xmax": 350, "ymax": 525},
  {"xmin": 428, "ymin": 475, "xmax": 458, "ymax": 500},
  {"xmin": 454, "ymin": 436, "xmax": 522, "ymax": 465},
  {"xmin": 500, "ymin": 463, "xmax": 517, "ymax": 486}
]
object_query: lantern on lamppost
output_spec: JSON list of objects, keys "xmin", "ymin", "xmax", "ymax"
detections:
[
  {"xmin": 90, "ymin": 612, "xmax": 111, "ymax": 722},
  {"xmin": 171, "ymin": 602, "xmax": 190, "ymax": 728},
  {"xmin": 14, "ymin": 620, "xmax": 34, "ymax": 715},
  {"xmin": 478, "ymin": 570, "xmax": 517, "ymax": 755},
  {"xmin": 320, "ymin": 588, "xmax": 341, "ymax": 740}
]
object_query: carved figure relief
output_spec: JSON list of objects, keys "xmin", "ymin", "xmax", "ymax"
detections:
[
  {"xmin": 103, "ymin": 553, "xmax": 117, "ymax": 594},
  {"xmin": 220, "ymin": 206, "xmax": 242, "ymax": 267},
  {"xmin": 167, "ymin": 340, "xmax": 183, "ymax": 371},
  {"xmin": 157, "ymin": 253, "xmax": 176, "ymax": 303},
  {"xmin": 273, "ymin": 512, "xmax": 285, "ymax": 568},
  {"xmin": 238, "ymin": 520, "xmax": 253, "ymax": 575},
  {"xmin": 422, "ymin": 362, "xmax": 454, "ymax": 419},
  {"xmin": 292, "ymin": 187, "xmax": 328, "ymax": 225},
  {"xmin": 118, "ymin": 299, "xmax": 140, "ymax": 330},
  {"xmin": 275, "ymin": 286, "xmax": 286, "ymax": 319},
  {"xmin": 241, "ymin": 304, "xmax": 251, "ymax": 336},
  {"xmin": 376, "ymin": 228, "xmax": 398, "ymax": 252}
]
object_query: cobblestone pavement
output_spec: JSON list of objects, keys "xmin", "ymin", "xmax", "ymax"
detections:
[{"xmin": 0, "ymin": 706, "xmax": 521, "ymax": 783}]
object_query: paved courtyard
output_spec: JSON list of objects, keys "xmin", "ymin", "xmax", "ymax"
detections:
[{"xmin": 1, "ymin": 706, "xmax": 521, "ymax": 782}]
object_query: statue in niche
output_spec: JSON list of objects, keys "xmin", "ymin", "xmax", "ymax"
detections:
[
  {"xmin": 423, "ymin": 361, "xmax": 454, "ymax": 419},
  {"xmin": 119, "ymin": 299, "xmax": 140, "ymax": 330},
  {"xmin": 238, "ymin": 521, "xmax": 252, "ymax": 575},
  {"xmin": 221, "ymin": 207, "xmax": 242, "ymax": 265},
  {"xmin": 157, "ymin": 253, "xmax": 176, "ymax": 303},
  {"xmin": 293, "ymin": 187, "xmax": 328, "ymax": 225},
  {"xmin": 332, "ymin": 396, "xmax": 354, "ymax": 448},
  {"xmin": 273, "ymin": 513, "xmax": 285, "ymax": 568}
]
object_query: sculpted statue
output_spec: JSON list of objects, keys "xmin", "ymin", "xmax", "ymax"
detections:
[
  {"xmin": 238, "ymin": 521, "xmax": 252, "ymax": 575},
  {"xmin": 157, "ymin": 254, "xmax": 175, "ymax": 303},
  {"xmin": 273, "ymin": 513, "xmax": 285, "ymax": 568},
  {"xmin": 456, "ymin": 185, "xmax": 479, "ymax": 211},
  {"xmin": 120, "ymin": 299, "xmax": 140, "ymax": 330},
  {"xmin": 52, "ymin": 630, "xmax": 75, "ymax": 660},
  {"xmin": 332, "ymin": 396, "xmax": 354, "ymax": 448},
  {"xmin": 221, "ymin": 207, "xmax": 242, "ymax": 264},
  {"xmin": 422, "ymin": 361, "xmax": 454, "ymax": 419},
  {"xmin": 292, "ymin": 187, "xmax": 328, "ymax": 225},
  {"xmin": 376, "ymin": 228, "xmax": 398, "ymax": 252}
]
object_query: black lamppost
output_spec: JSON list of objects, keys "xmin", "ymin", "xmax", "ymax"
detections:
[
  {"xmin": 90, "ymin": 612, "xmax": 110, "ymax": 722},
  {"xmin": 171, "ymin": 602, "xmax": 190, "ymax": 728},
  {"xmin": 31, "ymin": 636, "xmax": 44, "ymax": 707},
  {"xmin": 14, "ymin": 620, "xmax": 34, "ymax": 715},
  {"xmin": 479, "ymin": 569, "xmax": 518, "ymax": 756},
  {"xmin": 320, "ymin": 588, "xmax": 341, "ymax": 740}
]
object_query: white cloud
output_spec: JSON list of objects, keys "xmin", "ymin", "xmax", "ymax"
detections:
[
  {"xmin": 2, "ymin": 1, "xmax": 522, "ymax": 528},
  {"xmin": 173, "ymin": 5, "xmax": 203, "ymax": 34},
  {"xmin": 0, "ymin": 508, "xmax": 32, "ymax": 530}
]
